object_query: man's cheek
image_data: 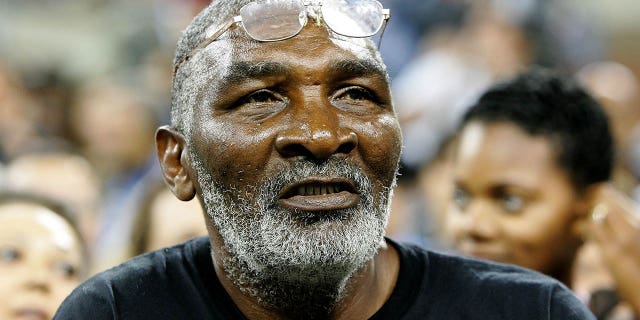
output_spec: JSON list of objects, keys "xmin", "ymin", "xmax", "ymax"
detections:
[
  {"xmin": 204, "ymin": 143, "xmax": 271, "ymax": 186},
  {"xmin": 353, "ymin": 122, "xmax": 401, "ymax": 180}
]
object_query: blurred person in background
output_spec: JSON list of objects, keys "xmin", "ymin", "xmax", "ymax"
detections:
[
  {"xmin": 577, "ymin": 61, "xmax": 640, "ymax": 198},
  {"xmin": 445, "ymin": 67, "xmax": 640, "ymax": 319},
  {"xmin": 0, "ymin": 162, "xmax": 5, "ymax": 189},
  {"xmin": 4, "ymin": 150, "xmax": 101, "ymax": 252},
  {"xmin": 574, "ymin": 61, "xmax": 640, "ymax": 319},
  {"xmin": 388, "ymin": 0, "xmax": 609, "ymax": 246},
  {"xmin": 0, "ymin": 64, "xmax": 51, "ymax": 163},
  {"xmin": 413, "ymin": 134, "xmax": 459, "ymax": 246},
  {"xmin": 0, "ymin": 0, "xmax": 212, "ymax": 273},
  {"xmin": 387, "ymin": 0, "xmax": 536, "ymax": 246},
  {"xmin": 70, "ymin": 78, "xmax": 163, "ymax": 271},
  {"xmin": 70, "ymin": 79, "xmax": 159, "ymax": 180},
  {"xmin": 580, "ymin": 186, "xmax": 640, "ymax": 320},
  {"xmin": 386, "ymin": 166, "xmax": 433, "ymax": 246},
  {"xmin": 377, "ymin": 0, "xmax": 469, "ymax": 79},
  {"xmin": 21, "ymin": 69, "xmax": 77, "ymax": 148},
  {"xmin": 0, "ymin": 192, "xmax": 89, "ymax": 320},
  {"xmin": 378, "ymin": 0, "xmax": 605, "ymax": 79},
  {"xmin": 128, "ymin": 181, "xmax": 207, "ymax": 257}
]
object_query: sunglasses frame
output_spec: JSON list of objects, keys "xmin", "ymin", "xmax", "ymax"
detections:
[{"xmin": 173, "ymin": 0, "xmax": 389, "ymax": 76}]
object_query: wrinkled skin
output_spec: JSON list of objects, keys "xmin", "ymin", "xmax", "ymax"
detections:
[{"xmin": 157, "ymin": 22, "xmax": 402, "ymax": 319}]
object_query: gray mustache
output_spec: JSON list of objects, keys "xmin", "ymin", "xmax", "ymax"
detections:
[{"xmin": 259, "ymin": 158, "xmax": 372, "ymax": 203}]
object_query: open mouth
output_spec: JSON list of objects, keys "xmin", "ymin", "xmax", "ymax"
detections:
[
  {"xmin": 280, "ymin": 179, "xmax": 356, "ymax": 198},
  {"xmin": 278, "ymin": 178, "xmax": 359, "ymax": 212}
]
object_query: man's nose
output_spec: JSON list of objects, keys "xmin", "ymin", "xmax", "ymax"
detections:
[{"xmin": 275, "ymin": 99, "xmax": 358, "ymax": 160}]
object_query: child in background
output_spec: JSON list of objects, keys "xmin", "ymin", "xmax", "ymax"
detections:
[{"xmin": 0, "ymin": 192, "xmax": 88, "ymax": 320}]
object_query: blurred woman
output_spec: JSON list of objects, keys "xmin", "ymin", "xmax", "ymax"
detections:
[
  {"xmin": 445, "ymin": 68, "xmax": 639, "ymax": 319},
  {"xmin": 0, "ymin": 192, "xmax": 88, "ymax": 320}
]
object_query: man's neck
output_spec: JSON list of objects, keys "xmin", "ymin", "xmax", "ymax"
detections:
[{"xmin": 213, "ymin": 239, "xmax": 400, "ymax": 320}]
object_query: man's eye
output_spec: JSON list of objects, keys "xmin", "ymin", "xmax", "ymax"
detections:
[
  {"xmin": 0, "ymin": 247, "xmax": 21, "ymax": 263},
  {"xmin": 452, "ymin": 187, "xmax": 470, "ymax": 211},
  {"xmin": 228, "ymin": 89, "xmax": 287, "ymax": 122},
  {"xmin": 238, "ymin": 90, "xmax": 283, "ymax": 105},
  {"xmin": 334, "ymin": 86, "xmax": 377, "ymax": 103},
  {"xmin": 501, "ymin": 195, "xmax": 524, "ymax": 213}
]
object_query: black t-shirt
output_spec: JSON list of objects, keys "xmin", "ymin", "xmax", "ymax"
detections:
[{"xmin": 54, "ymin": 236, "xmax": 594, "ymax": 319}]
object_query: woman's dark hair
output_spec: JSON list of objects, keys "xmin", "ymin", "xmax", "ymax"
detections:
[{"xmin": 461, "ymin": 67, "xmax": 614, "ymax": 191}]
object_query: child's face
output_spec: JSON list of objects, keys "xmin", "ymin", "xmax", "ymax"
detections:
[{"xmin": 0, "ymin": 202, "xmax": 84, "ymax": 320}]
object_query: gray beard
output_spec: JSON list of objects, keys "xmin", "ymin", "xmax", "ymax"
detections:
[{"xmin": 191, "ymin": 154, "xmax": 394, "ymax": 318}]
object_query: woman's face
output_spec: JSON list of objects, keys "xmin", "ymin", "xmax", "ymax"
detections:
[
  {"xmin": 0, "ymin": 202, "xmax": 84, "ymax": 320},
  {"xmin": 445, "ymin": 122, "xmax": 586, "ymax": 280}
]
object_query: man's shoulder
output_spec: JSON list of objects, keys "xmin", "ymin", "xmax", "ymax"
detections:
[
  {"xmin": 385, "ymin": 240, "xmax": 594, "ymax": 319},
  {"xmin": 54, "ymin": 237, "xmax": 213, "ymax": 319},
  {"xmin": 392, "ymin": 239, "xmax": 561, "ymax": 286},
  {"xmin": 102, "ymin": 236, "xmax": 210, "ymax": 282}
]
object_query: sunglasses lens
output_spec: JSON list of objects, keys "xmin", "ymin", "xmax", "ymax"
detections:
[
  {"xmin": 322, "ymin": 0, "xmax": 384, "ymax": 38},
  {"xmin": 240, "ymin": 0, "xmax": 306, "ymax": 41}
]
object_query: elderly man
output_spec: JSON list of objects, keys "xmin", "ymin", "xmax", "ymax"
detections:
[{"xmin": 55, "ymin": 1, "xmax": 593, "ymax": 319}]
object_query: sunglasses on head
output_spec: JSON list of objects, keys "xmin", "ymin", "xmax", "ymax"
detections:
[{"xmin": 173, "ymin": 0, "xmax": 390, "ymax": 76}]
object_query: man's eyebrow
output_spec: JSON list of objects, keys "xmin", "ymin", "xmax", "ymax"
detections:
[
  {"xmin": 219, "ymin": 59, "xmax": 385, "ymax": 85},
  {"xmin": 223, "ymin": 61, "xmax": 291, "ymax": 84},
  {"xmin": 328, "ymin": 59, "xmax": 386, "ymax": 79}
]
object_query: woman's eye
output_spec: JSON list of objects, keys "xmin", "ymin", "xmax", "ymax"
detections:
[
  {"xmin": 452, "ymin": 187, "xmax": 470, "ymax": 211},
  {"xmin": 54, "ymin": 261, "xmax": 78, "ymax": 279},
  {"xmin": 501, "ymin": 195, "xmax": 524, "ymax": 213},
  {"xmin": 0, "ymin": 247, "xmax": 21, "ymax": 263}
]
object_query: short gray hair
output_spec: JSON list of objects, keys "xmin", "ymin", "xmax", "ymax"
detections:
[
  {"xmin": 170, "ymin": 0, "xmax": 254, "ymax": 135},
  {"xmin": 170, "ymin": 0, "xmax": 384, "ymax": 137}
]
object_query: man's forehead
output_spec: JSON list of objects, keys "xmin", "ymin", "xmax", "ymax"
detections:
[
  {"xmin": 184, "ymin": 16, "xmax": 379, "ymax": 75},
  {"xmin": 175, "ymin": 0, "xmax": 386, "ymax": 75}
]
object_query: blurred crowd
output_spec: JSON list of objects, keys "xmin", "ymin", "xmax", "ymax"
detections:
[{"xmin": 1, "ymin": 0, "xmax": 639, "ymax": 318}]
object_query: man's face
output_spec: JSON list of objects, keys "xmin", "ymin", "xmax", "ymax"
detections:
[
  {"xmin": 179, "ymin": 21, "xmax": 401, "ymax": 289},
  {"xmin": 446, "ymin": 122, "xmax": 583, "ymax": 277}
]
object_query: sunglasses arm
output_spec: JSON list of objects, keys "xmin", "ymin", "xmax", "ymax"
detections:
[
  {"xmin": 376, "ymin": 8, "xmax": 390, "ymax": 50},
  {"xmin": 172, "ymin": 16, "xmax": 242, "ymax": 77}
]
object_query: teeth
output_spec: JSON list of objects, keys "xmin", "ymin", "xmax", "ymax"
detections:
[{"xmin": 295, "ymin": 184, "xmax": 343, "ymax": 196}]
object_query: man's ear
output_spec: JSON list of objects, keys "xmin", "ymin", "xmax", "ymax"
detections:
[{"xmin": 156, "ymin": 126, "xmax": 196, "ymax": 201}]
